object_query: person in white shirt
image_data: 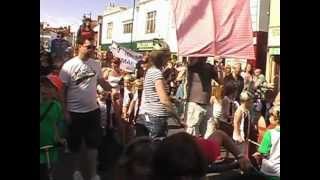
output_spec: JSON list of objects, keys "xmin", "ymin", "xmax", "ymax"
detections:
[{"xmin": 59, "ymin": 38, "xmax": 112, "ymax": 180}]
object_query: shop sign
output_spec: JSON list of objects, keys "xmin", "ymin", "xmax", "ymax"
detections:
[
  {"xmin": 136, "ymin": 41, "xmax": 154, "ymax": 51},
  {"xmin": 268, "ymin": 26, "xmax": 280, "ymax": 47}
]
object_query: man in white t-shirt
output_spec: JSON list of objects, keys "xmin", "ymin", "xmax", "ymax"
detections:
[{"xmin": 59, "ymin": 38, "xmax": 111, "ymax": 180}]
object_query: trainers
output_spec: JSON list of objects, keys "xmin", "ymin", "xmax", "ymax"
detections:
[
  {"xmin": 90, "ymin": 175, "xmax": 101, "ymax": 180},
  {"xmin": 73, "ymin": 171, "xmax": 84, "ymax": 180}
]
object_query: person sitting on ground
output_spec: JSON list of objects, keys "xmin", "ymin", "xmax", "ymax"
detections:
[
  {"xmin": 115, "ymin": 137, "xmax": 157, "ymax": 180},
  {"xmin": 253, "ymin": 106, "xmax": 280, "ymax": 180},
  {"xmin": 153, "ymin": 132, "xmax": 253, "ymax": 180}
]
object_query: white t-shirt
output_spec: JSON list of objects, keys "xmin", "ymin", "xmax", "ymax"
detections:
[{"xmin": 59, "ymin": 57, "xmax": 102, "ymax": 113}]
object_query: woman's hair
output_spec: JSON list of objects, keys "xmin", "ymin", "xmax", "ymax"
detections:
[
  {"xmin": 271, "ymin": 105, "xmax": 280, "ymax": 123},
  {"xmin": 116, "ymin": 137, "xmax": 157, "ymax": 180},
  {"xmin": 111, "ymin": 57, "xmax": 121, "ymax": 65},
  {"xmin": 240, "ymin": 90, "xmax": 254, "ymax": 103},
  {"xmin": 153, "ymin": 132, "xmax": 207, "ymax": 180},
  {"xmin": 245, "ymin": 63, "xmax": 253, "ymax": 74},
  {"xmin": 149, "ymin": 41, "xmax": 171, "ymax": 69}
]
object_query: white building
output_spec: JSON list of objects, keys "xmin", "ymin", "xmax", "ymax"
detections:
[{"xmin": 101, "ymin": 0, "xmax": 177, "ymax": 54}]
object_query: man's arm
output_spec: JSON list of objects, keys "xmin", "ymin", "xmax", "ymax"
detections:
[{"xmin": 97, "ymin": 78, "xmax": 112, "ymax": 91}]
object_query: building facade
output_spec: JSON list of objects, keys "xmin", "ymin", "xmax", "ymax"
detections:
[
  {"xmin": 265, "ymin": 0, "xmax": 280, "ymax": 92},
  {"xmin": 100, "ymin": 0, "xmax": 271, "ymax": 66},
  {"xmin": 101, "ymin": 0, "xmax": 177, "ymax": 54}
]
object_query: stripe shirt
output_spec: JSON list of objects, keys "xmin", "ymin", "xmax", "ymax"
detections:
[{"xmin": 141, "ymin": 67, "xmax": 169, "ymax": 117}]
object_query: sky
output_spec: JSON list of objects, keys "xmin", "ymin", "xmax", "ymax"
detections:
[{"xmin": 40, "ymin": 0, "xmax": 133, "ymax": 32}]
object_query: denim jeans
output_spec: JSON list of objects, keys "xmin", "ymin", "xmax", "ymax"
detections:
[{"xmin": 135, "ymin": 113, "xmax": 168, "ymax": 139}]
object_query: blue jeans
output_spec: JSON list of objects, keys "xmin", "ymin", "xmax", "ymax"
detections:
[{"xmin": 135, "ymin": 113, "xmax": 168, "ymax": 139}]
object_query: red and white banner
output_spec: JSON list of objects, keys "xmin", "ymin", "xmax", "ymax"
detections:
[{"xmin": 171, "ymin": 0, "xmax": 255, "ymax": 59}]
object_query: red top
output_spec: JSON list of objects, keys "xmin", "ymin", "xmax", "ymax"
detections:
[{"xmin": 196, "ymin": 137, "xmax": 220, "ymax": 163}]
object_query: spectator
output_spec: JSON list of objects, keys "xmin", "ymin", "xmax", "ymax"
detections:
[
  {"xmin": 224, "ymin": 63, "xmax": 244, "ymax": 103},
  {"xmin": 51, "ymin": 32, "xmax": 71, "ymax": 67},
  {"xmin": 162, "ymin": 61, "xmax": 178, "ymax": 96},
  {"xmin": 185, "ymin": 57, "xmax": 218, "ymax": 137},
  {"xmin": 40, "ymin": 51, "xmax": 54, "ymax": 76},
  {"xmin": 40, "ymin": 76, "xmax": 65, "ymax": 180},
  {"xmin": 224, "ymin": 64, "xmax": 232, "ymax": 78},
  {"xmin": 59, "ymin": 37, "xmax": 112, "ymax": 180},
  {"xmin": 241, "ymin": 63, "xmax": 255, "ymax": 92},
  {"xmin": 233, "ymin": 91, "xmax": 259, "ymax": 167},
  {"xmin": 137, "ymin": 40, "xmax": 179, "ymax": 139},
  {"xmin": 102, "ymin": 57, "xmax": 123, "ymax": 132},
  {"xmin": 253, "ymin": 106, "xmax": 280, "ymax": 180},
  {"xmin": 204, "ymin": 85, "xmax": 223, "ymax": 139}
]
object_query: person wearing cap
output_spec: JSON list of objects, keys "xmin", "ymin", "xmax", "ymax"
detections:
[
  {"xmin": 137, "ymin": 40, "xmax": 180, "ymax": 139},
  {"xmin": 59, "ymin": 37, "xmax": 112, "ymax": 180},
  {"xmin": 40, "ymin": 76, "xmax": 65, "ymax": 180}
]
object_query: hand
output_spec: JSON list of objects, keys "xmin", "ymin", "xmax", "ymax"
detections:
[
  {"xmin": 234, "ymin": 134, "xmax": 244, "ymax": 143},
  {"xmin": 238, "ymin": 157, "xmax": 252, "ymax": 171},
  {"xmin": 252, "ymin": 152, "xmax": 263, "ymax": 166}
]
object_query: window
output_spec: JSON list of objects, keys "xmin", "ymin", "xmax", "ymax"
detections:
[
  {"xmin": 107, "ymin": 22, "xmax": 113, "ymax": 39},
  {"xmin": 146, "ymin": 11, "xmax": 156, "ymax": 33},
  {"xmin": 123, "ymin": 23, "xmax": 133, "ymax": 34}
]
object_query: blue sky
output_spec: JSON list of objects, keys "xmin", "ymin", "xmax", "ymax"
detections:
[{"xmin": 40, "ymin": 0, "xmax": 133, "ymax": 32}]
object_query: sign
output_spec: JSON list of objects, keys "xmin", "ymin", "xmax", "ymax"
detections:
[
  {"xmin": 136, "ymin": 41, "xmax": 154, "ymax": 51},
  {"xmin": 268, "ymin": 26, "xmax": 280, "ymax": 47},
  {"xmin": 109, "ymin": 42, "xmax": 143, "ymax": 72},
  {"xmin": 269, "ymin": 47, "xmax": 280, "ymax": 55}
]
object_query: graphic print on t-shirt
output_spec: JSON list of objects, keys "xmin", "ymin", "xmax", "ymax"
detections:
[{"xmin": 72, "ymin": 64, "xmax": 96, "ymax": 85}]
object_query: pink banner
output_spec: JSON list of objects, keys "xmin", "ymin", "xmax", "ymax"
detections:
[{"xmin": 171, "ymin": 0, "xmax": 255, "ymax": 59}]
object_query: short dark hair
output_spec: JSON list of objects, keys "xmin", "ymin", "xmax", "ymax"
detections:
[
  {"xmin": 116, "ymin": 137, "xmax": 156, "ymax": 180},
  {"xmin": 77, "ymin": 37, "xmax": 94, "ymax": 45},
  {"xmin": 153, "ymin": 133, "xmax": 207, "ymax": 180}
]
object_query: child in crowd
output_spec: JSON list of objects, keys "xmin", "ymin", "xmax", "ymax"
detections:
[
  {"xmin": 122, "ymin": 74, "xmax": 135, "ymax": 122},
  {"xmin": 204, "ymin": 85, "xmax": 223, "ymax": 139},
  {"xmin": 253, "ymin": 106, "xmax": 280, "ymax": 180},
  {"xmin": 40, "ymin": 76, "xmax": 65, "ymax": 180}
]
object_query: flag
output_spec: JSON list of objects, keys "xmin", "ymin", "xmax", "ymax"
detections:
[{"xmin": 171, "ymin": 0, "xmax": 255, "ymax": 59}]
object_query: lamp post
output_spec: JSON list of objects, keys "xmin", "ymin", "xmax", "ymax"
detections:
[{"xmin": 130, "ymin": 0, "xmax": 136, "ymax": 50}]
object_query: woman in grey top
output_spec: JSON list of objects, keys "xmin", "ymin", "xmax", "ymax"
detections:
[{"xmin": 137, "ymin": 41, "xmax": 179, "ymax": 139}]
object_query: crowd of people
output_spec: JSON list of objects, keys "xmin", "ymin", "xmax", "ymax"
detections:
[{"xmin": 40, "ymin": 37, "xmax": 280, "ymax": 180}]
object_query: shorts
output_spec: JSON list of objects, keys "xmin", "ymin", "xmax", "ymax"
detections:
[{"xmin": 68, "ymin": 109, "xmax": 102, "ymax": 152}]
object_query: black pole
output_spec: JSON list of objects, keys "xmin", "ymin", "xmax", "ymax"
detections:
[{"xmin": 130, "ymin": 0, "xmax": 136, "ymax": 49}]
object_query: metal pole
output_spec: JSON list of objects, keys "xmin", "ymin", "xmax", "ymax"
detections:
[{"xmin": 130, "ymin": 0, "xmax": 136, "ymax": 49}]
